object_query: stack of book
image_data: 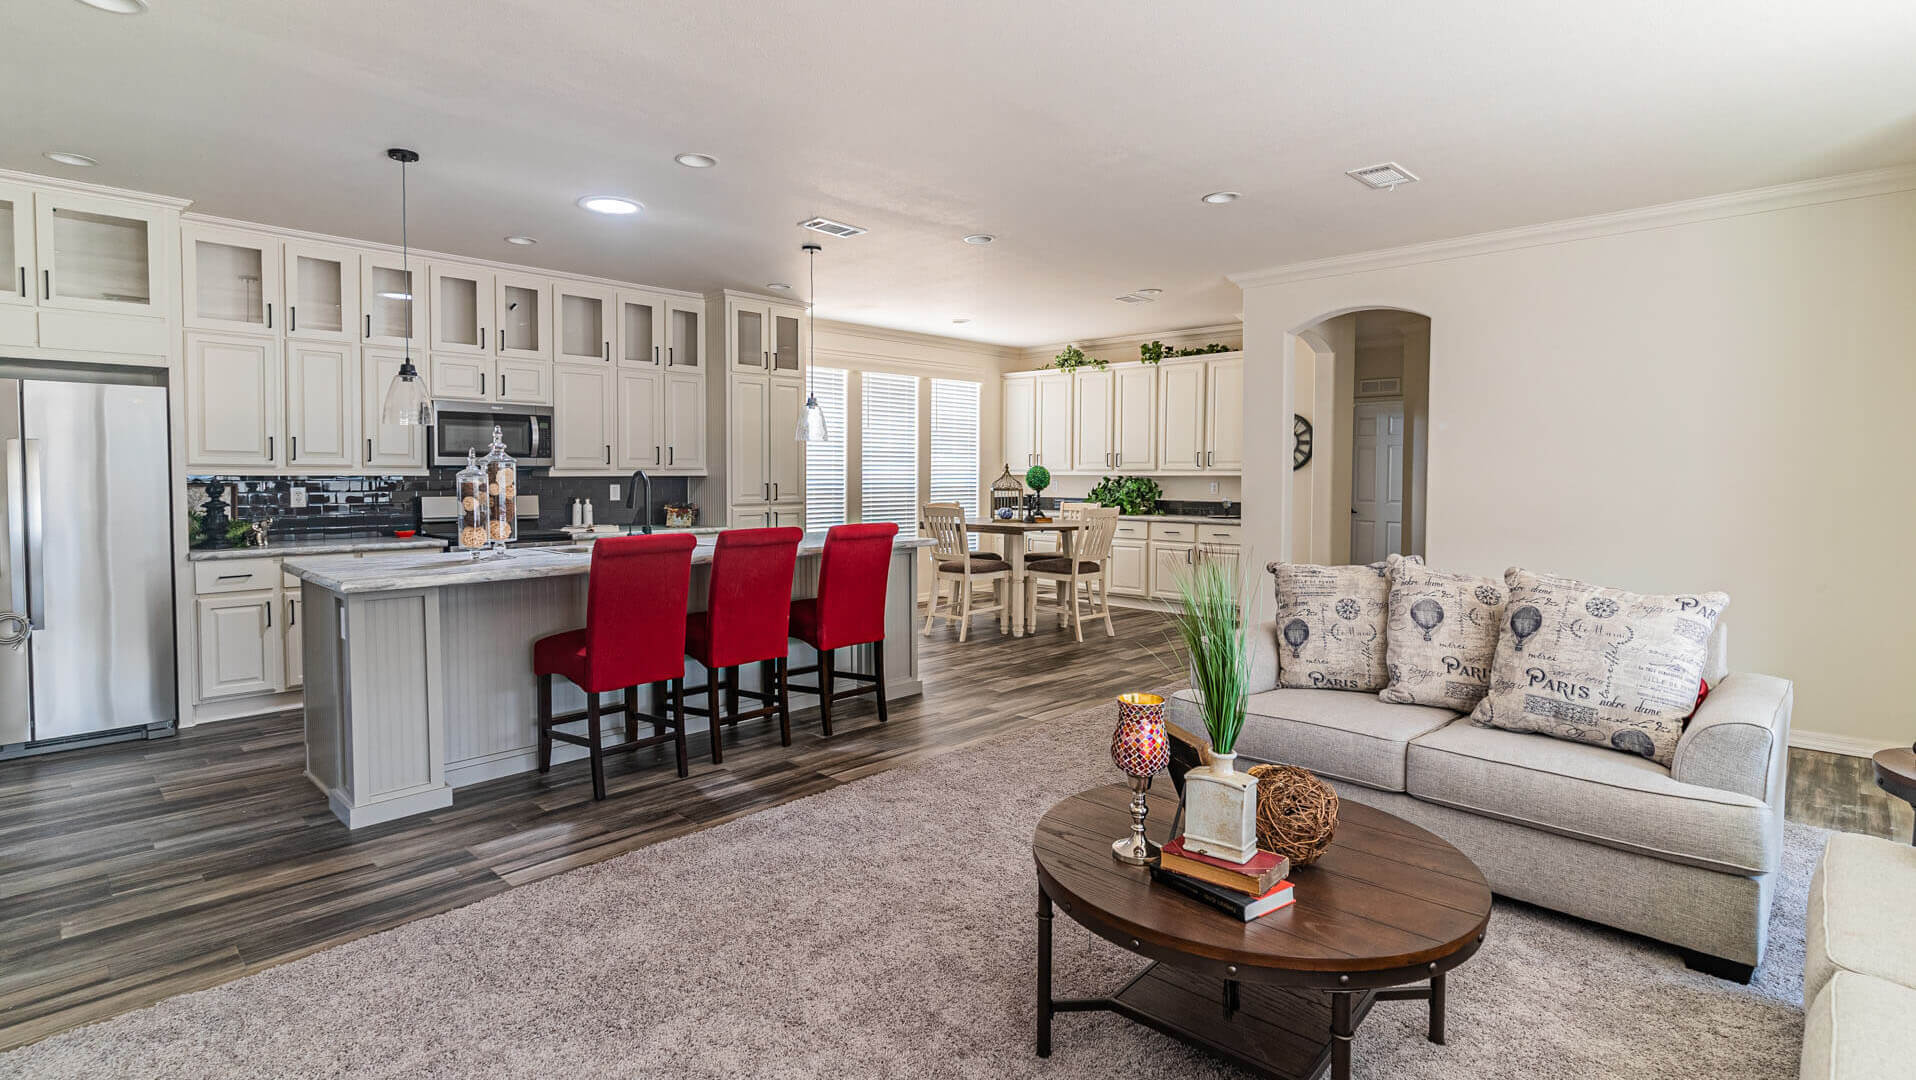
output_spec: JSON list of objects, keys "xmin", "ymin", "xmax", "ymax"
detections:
[{"xmin": 1150, "ymin": 837, "xmax": 1295, "ymax": 921}]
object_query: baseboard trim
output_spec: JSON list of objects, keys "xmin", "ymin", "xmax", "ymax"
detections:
[{"xmin": 1788, "ymin": 728, "xmax": 1903, "ymax": 759}]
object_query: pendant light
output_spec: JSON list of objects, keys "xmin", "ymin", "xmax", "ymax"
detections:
[
  {"xmin": 796, "ymin": 242, "xmax": 829, "ymax": 443},
  {"xmin": 380, "ymin": 147, "xmax": 431, "ymax": 427}
]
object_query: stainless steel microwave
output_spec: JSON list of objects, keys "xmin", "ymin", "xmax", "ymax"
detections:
[{"xmin": 430, "ymin": 401, "xmax": 554, "ymax": 467}]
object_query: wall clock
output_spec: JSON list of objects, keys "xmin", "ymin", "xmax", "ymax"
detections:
[{"xmin": 1293, "ymin": 414, "xmax": 1314, "ymax": 470}]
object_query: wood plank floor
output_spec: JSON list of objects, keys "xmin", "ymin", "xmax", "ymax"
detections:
[{"xmin": 0, "ymin": 603, "xmax": 1904, "ymax": 1050}]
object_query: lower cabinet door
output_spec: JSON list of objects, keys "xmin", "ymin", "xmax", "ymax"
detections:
[
  {"xmin": 495, "ymin": 359, "xmax": 553, "ymax": 405},
  {"xmin": 771, "ymin": 504, "xmax": 804, "ymax": 529},
  {"xmin": 195, "ymin": 593, "xmax": 283, "ymax": 700},
  {"xmin": 1109, "ymin": 541, "xmax": 1148, "ymax": 596},
  {"xmin": 1148, "ymin": 542, "xmax": 1190, "ymax": 600},
  {"xmin": 1196, "ymin": 543, "xmax": 1240, "ymax": 580},
  {"xmin": 283, "ymin": 593, "xmax": 303, "ymax": 690}
]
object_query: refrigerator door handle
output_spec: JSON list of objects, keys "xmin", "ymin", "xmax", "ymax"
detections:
[
  {"xmin": 5, "ymin": 438, "xmax": 26, "ymax": 619},
  {"xmin": 22, "ymin": 438, "xmax": 44, "ymax": 629}
]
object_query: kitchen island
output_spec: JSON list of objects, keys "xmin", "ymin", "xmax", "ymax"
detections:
[{"xmin": 284, "ymin": 533, "xmax": 933, "ymax": 828}]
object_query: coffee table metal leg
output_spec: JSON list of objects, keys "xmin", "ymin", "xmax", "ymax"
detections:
[
  {"xmin": 1036, "ymin": 888, "xmax": 1053, "ymax": 1057},
  {"xmin": 1429, "ymin": 973, "xmax": 1447, "ymax": 1044},
  {"xmin": 1331, "ymin": 991, "xmax": 1353, "ymax": 1080}
]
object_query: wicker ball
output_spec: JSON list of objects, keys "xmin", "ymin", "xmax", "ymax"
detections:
[{"xmin": 1248, "ymin": 763, "xmax": 1339, "ymax": 865}]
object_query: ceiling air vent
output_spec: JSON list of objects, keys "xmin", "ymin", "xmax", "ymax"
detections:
[
  {"xmin": 1114, "ymin": 293, "xmax": 1156, "ymax": 304},
  {"xmin": 798, "ymin": 216, "xmax": 867, "ymax": 238},
  {"xmin": 1346, "ymin": 162, "xmax": 1420, "ymax": 191}
]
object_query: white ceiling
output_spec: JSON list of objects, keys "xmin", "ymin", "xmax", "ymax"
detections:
[{"xmin": 4, "ymin": 0, "xmax": 1913, "ymax": 346}]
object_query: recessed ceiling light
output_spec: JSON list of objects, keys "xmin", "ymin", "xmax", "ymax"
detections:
[
  {"xmin": 503, "ymin": 235, "xmax": 537, "ymax": 246},
  {"xmin": 674, "ymin": 153, "xmax": 718, "ymax": 169},
  {"xmin": 74, "ymin": 0, "xmax": 148, "ymax": 13},
  {"xmin": 962, "ymin": 234, "xmax": 995, "ymax": 245},
  {"xmin": 952, "ymin": 317, "xmax": 972, "ymax": 324},
  {"xmin": 1115, "ymin": 294, "xmax": 1155, "ymax": 304},
  {"xmin": 1137, "ymin": 288, "xmax": 1163, "ymax": 296},
  {"xmin": 1201, "ymin": 191, "xmax": 1241, "ymax": 205},
  {"xmin": 766, "ymin": 282, "xmax": 793, "ymax": 291},
  {"xmin": 43, "ymin": 151, "xmax": 99, "ymax": 167},
  {"xmin": 577, "ymin": 195, "xmax": 641, "ymax": 216}
]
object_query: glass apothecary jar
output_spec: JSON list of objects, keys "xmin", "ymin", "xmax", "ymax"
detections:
[
  {"xmin": 482, "ymin": 424, "xmax": 517, "ymax": 549},
  {"xmin": 455, "ymin": 449, "xmax": 491, "ymax": 552}
]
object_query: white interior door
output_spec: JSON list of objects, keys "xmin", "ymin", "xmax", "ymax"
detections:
[{"xmin": 1349, "ymin": 400, "xmax": 1405, "ymax": 564}]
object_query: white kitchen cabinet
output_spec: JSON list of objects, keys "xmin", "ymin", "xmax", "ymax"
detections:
[
  {"xmin": 1205, "ymin": 355, "xmax": 1244, "ymax": 471},
  {"xmin": 182, "ymin": 223, "xmax": 280, "ymax": 334},
  {"xmin": 767, "ymin": 377, "xmax": 804, "ymax": 503},
  {"xmin": 1113, "ymin": 363, "xmax": 1156, "ymax": 471},
  {"xmin": 728, "ymin": 374, "xmax": 770, "ymax": 503},
  {"xmin": 1197, "ymin": 543, "xmax": 1242, "ymax": 580},
  {"xmin": 195, "ymin": 593, "xmax": 282, "ymax": 700},
  {"xmin": 1109, "ymin": 541, "xmax": 1148, "ymax": 596},
  {"xmin": 665, "ymin": 300, "xmax": 703, "ymax": 372},
  {"xmin": 284, "ymin": 239, "xmax": 357, "ymax": 342},
  {"xmin": 284, "ymin": 341, "xmax": 358, "ymax": 470},
  {"xmin": 556, "ymin": 280, "xmax": 614, "ymax": 364},
  {"xmin": 728, "ymin": 503, "xmax": 805, "ymax": 529},
  {"xmin": 283, "ymin": 591, "xmax": 304, "ymax": 690},
  {"xmin": 1035, "ymin": 371, "xmax": 1072, "ymax": 471},
  {"xmin": 432, "ymin": 354, "xmax": 490, "ymax": 401},
  {"xmin": 1158, "ymin": 360, "xmax": 1207, "ymax": 473},
  {"xmin": 185, "ymin": 331, "xmax": 279, "ymax": 468},
  {"xmin": 493, "ymin": 270, "xmax": 550, "ymax": 360},
  {"xmin": 32, "ymin": 191, "xmax": 167, "ymax": 318},
  {"xmin": 553, "ymin": 363, "xmax": 614, "ymax": 471},
  {"xmin": 0, "ymin": 182, "xmax": 35, "ymax": 309},
  {"xmin": 362, "ymin": 348, "xmax": 428, "ymax": 470},
  {"xmin": 1149, "ymin": 541, "xmax": 1191, "ymax": 600},
  {"xmin": 429, "ymin": 261, "xmax": 493, "ymax": 354},
  {"xmin": 359, "ymin": 252, "xmax": 421, "ymax": 349},
  {"xmin": 495, "ymin": 358, "xmax": 551, "ymax": 404},
  {"xmin": 615, "ymin": 368, "xmax": 662, "ymax": 470},
  {"xmin": 662, "ymin": 370, "xmax": 706, "ymax": 473},
  {"xmin": 726, "ymin": 298, "xmax": 803, "ymax": 375},
  {"xmin": 772, "ymin": 505, "xmax": 804, "ymax": 529},
  {"xmin": 770, "ymin": 308, "xmax": 802, "ymax": 376},
  {"xmin": 1003, "ymin": 373, "xmax": 1036, "ymax": 470},
  {"xmin": 617, "ymin": 289, "xmax": 665, "ymax": 368},
  {"xmin": 1073, "ymin": 368, "xmax": 1112, "ymax": 472}
]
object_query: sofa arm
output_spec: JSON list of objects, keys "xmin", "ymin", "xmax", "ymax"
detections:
[
  {"xmin": 1670, "ymin": 673, "xmax": 1793, "ymax": 801},
  {"xmin": 1247, "ymin": 619, "xmax": 1279, "ymax": 695}
]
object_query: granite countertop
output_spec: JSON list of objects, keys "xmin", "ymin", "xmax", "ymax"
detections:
[
  {"xmin": 188, "ymin": 537, "xmax": 450, "ymax": 562},
  {"xmin": 286, "ymin": 533, "xmax": 935, "ymax": 595}
]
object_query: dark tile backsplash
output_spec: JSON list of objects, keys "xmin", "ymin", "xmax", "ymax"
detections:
[
  {"xmin": 187, "ymin": 470, "xmax": 695, "ymax": 546},
  {"xmin": 1048, "ymin": 496, "xmax": 1239, "ymax": 518}
]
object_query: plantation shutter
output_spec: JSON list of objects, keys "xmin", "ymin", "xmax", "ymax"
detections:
[
  {"xmin": 860, "ymin": 371, "xmax": 920, "ymax": 538},
  {"xmin": 802, "ymin": 367, "xmax": 849, "ymax": 529}
]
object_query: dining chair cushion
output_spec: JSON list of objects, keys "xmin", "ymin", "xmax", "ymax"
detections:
[
  {"xmin": 938, "ymin": 554, "xmax": 1010, "ymax": 573},
  {"xmin": 1026, "ymin": 556, "xmax": 1102, "ymax": 575}
]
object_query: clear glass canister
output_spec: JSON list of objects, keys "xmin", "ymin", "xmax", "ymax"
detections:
[
  {"xmin": 482, "ymin": 424, "xmax": 517, "ymax": 547},
  {"xmin": 455, "ymin": 448, "xmax": 490, "ymax": 551}
]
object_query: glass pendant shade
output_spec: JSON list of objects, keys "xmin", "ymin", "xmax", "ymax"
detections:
[
  {"xmin": 381, "ymin": 360, "xmax": 430, "ymax": 426},
  {"xmin": 798, "ymin": 393, "xmax": 829, "ymax": 443}
]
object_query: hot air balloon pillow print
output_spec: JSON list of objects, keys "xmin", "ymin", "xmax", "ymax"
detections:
[
  {"xmin": 1379, "ymin": 561, "xmax": 1506, "ymax": 709},
  {"xmin": 1468, "ymin": 567, "xmax": 1729, "ymax": 767},
  {"xmin": 1269, "ymin": 555, "xmax": 1421, "ymax": 693}
]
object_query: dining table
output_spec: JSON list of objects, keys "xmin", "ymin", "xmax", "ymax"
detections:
[{"xmin": 965, "ymin": 518, "xmax": 1082, "ymax": 637}]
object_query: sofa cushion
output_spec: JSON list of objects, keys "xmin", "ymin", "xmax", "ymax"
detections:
[
  {"xmin": 1172, "ymin": 687, "xmax": 1460, "ymax": 792},
  {"xmin": 1805, "ymin": 832, "xmax": 1916, "ymax": 1006},
  {"xmin": 1468, "ymin": 567, "xmax": 1730, "ymax": 766},
  {"xmin": 1270, "ymin": 559, "xmax": 1407, "ymax": 692},
  {"xmin": 1405, "ymin": 718, "xmax": 1775, "ymax": 874},
  {"xmin": 1380, "ymin": 560, "xmax": 1506, "ymax": 709},
  {"xmin": 1801, "ymin": 972, "xmax": 1916, "ymax": 1080}
]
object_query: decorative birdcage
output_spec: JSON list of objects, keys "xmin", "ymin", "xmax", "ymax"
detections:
[{"xmin": 990, "ymin": 465, "xmax": 1024, "ymax": 521}]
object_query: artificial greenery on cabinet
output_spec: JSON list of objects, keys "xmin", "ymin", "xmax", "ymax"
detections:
[
  {"xmin": 1139, "ymin": 341, "xmax": 1236, "ymax": 364},
  {"xmin": 1050, "ymin": 344, "xmax": 1106, "ymax": 372},
  {"xmin": 1086, "ymin": 474, "xmax": 1163, "ymax": 516}
]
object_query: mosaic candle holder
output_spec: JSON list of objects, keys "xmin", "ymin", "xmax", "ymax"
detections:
[{"xmin": 1110, "ymin": 692, "xmax": 1170, "ymax": 865}]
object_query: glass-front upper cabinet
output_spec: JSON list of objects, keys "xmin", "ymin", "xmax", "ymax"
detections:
[
  {"xmin": 283, "ymin": 239, "xmax": 357, "ymax": 342},
  {"xmin": 494, "ymin": 270, "xmax": 550, "ymax": 361},
  {"xmin": 33, "ymin": 191, "xmax": 167, "ymax": 316},
  {"xmin": 617, "ymin": 289, "xmax": 663, "ymax": 368},
  {"xmin": 555, "ymin": 280, "xmax": 613, "ymax": 363},
  {"xmin": 666, "ymin": 300, "xmax": 702, "ymax": 372},
  {"xmin": 731, "ymin": 301, "xmax": 767, "ymax": 372},
  {"xmin": 429, "ymin": 262, "xmax": 493, "ymax": 355},
  {"xmin": 360, "ymin": 252, "xmax": 422, "ymax": 349},
  {"xmin": 0, "ymin": 183, "xmax": 34, "ymax": 307},
  {"xmin": 771, "ymin": 307, "xmax": 802, "ymax": 376},
  {"xmin": 182, "ymin": 223, "xmax": 281, "ymax": 333}
]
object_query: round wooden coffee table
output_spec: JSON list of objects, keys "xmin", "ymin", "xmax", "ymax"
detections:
[
  {"xmin": 1033, "ymin": 782, "xmax": 1492, "ymax": 1080},
  {"xmin": 1873, "ymin": 747, "xmax": 1916, "ymax": 844}
]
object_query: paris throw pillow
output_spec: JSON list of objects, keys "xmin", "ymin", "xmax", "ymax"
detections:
[
  {"xmin": 1379, "ymin": 561, "xmax": 1506, "ymax": 709},
  {"xmin": 1469, "ymin": 568, "xmax": 1729, "ymax": 766},
  {"xmin": 1269, "ymin": 557, "xmax": 1416, "ymax": 693}
]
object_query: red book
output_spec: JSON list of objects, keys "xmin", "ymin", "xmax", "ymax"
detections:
[{"xmin": 1160, "ymin": 836, "xmax": 1289, "ymax": 897}]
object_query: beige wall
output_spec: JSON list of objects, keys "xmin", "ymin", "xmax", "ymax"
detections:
[{"xmin": 1240, "ymin": 181, "xmax": 1916, "ymax": 751}]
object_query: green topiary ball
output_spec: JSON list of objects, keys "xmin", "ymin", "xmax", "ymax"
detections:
[{"xmin": 1024, "ymin": 464, "xmax": 1051, "ymax": 492}]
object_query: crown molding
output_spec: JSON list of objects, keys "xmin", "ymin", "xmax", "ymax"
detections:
[
  {"xmin": 1229, "ymin": 164, "xmax": 1916, "ymax": 290},
  {"xmin": 0, "ymin": 166, "xmax": 193, "ymax": 210}
]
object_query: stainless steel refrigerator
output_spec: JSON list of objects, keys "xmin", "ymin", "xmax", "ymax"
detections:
[{"xmin": 1, "ymin": 362, "xmax": 176, "ymax": 755}]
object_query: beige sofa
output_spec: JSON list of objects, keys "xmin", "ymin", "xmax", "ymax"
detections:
[
  {"xmin": 1801, "ymin": 833, "xmax": 1916, "ymax": 1079},
  {"xmin": 1170, "ymin": 619, "xmax": 1793, "ymax": 981}
]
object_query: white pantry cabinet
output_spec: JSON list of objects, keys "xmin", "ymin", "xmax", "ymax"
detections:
[
  {"xmin": 728, "ymin": 373, "xmax": 770, "ymax": 503},
  {"xmin": 182, "ymin": 222, "xmax": 280, "ymax": 334},
  {"xmin": 283, "ymin": 341, "xmax": 358, "ymax": 470},
  {"xmin": 185, "ymin": 331, "xmax": 279, "ymax": 469}
]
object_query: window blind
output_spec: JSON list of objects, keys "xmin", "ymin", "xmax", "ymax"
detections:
[
  {"xmin": 930, "ymin": 379, "xmax": 981, "ymax": 546},
  {"xmin": 802, "ymin": 367, "xmax": 849, "ymax": 529},
  {"xmin": 860, "ymin": 371, "xmax": 920, "ymax": 538}
]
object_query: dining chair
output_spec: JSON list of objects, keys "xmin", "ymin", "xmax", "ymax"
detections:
[
  {"xmin": 1024, "ymin": 504, "xmax": 1120, "ymax": 642},
  {"xmin": 921, "ymin": 502, "xmax": 1011, "ymax": 642}
]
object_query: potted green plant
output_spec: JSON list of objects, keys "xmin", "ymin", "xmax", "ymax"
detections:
[
  {"xmin": 1085, "ymin": 475, "xmax": 1162, "ymax": 516},
  {"xmin": 1051, "ymin": 345, "xmax": 1106, "ymax": 372},
  {"xmin": 1169, "ymin": 556, "xmax": 1258, "ymax": 862},
  {"xmin": 1023, "ymin": 464, "xmax": 1051, "ymax": 521}
]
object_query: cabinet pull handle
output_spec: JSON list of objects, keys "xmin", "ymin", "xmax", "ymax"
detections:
[
  {"xmin": 604, "ymin": 340, "xmax": 610, "ymax": 362},
  {"xmin": 367, "ymin": 437, "xmax": 374, "ymax": 459},
  {"xmin": 668, "ymin": 446, "xmax": 674, "ymax": 465},
  {"xmin": 773, "ymin": 482, "xmax": 778, "ymax": 501},
  {"xmin": 654, "ymin": 345, "xmax": 661, "ymax": 366},
  {"xmin": 44, "ymin": 269, "xmax": 51, "ymax": 299},
  {"xmin": 667, "ymin": 346, "xmax": 673, "ymax": 368},
  {"xmin": 481, "ymin": 327, "xmax": 486, "ymax": 350},
  {"xmin": 268, "ymin": 436, "xmax": 274, "ymax": 460},
  {"xmin": 1195, "ymin": 451, "xmax": 1201, "ymax": 468},
  {"xmin": 216, "ymin": 572, "xmax": 252, "ymax": 581},
  {"xmin": 266, "ymin": 302, "xmax": 273, "ymax": 329},
  {"xmin": 605, "ymin": 444, "xmax": 611, "ymax": 466},
  {"xmin": 20, "ymin": 267, "xmax": 26, "ymax": 296},
  {"xmin": 366, "ymin": 314, "xmax": 372, "ymax": 339},
  {"xmin": 655, "ymin": 446, "xmax": 660, "ymax": 465},
  {"xmin": 290, "ymin": 436, "xmax": 298, "ymax": 461},
  {"xmin": 266, "ymin": 602, "xmax": 273, "ymax": 629},
  {"xmin": 290, "ymin": 305, "xmax": 297, "ymax": 332},
  {"xmin": 480, "ymin": 373, "xmax": 485, "ymax": 396},
  {"xmin": 289, "ymin": 599, "xmax": 297, "ymax": 627}
]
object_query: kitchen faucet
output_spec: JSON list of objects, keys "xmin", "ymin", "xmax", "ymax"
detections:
[{"xmin": 624, "ymin": 470, "xmax": 652, "ymax": 534}]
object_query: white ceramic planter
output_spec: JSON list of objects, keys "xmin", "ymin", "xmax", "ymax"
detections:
[{"xmin": 1181, "ymin": 753, "xmax": 1259, "ymax": 863}]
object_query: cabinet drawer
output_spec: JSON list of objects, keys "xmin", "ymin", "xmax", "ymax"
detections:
[
  {"xmin": 37, "ymin": 309, "xmax": 169, "ymax": 356},
  {"xmin": 1113, "ymin": 521, "xmax": 1147, "ymax": 540},
  {"xmin": 1148, "ymin": 521, "xmax": 1196, "ymax": 542},
  {"xmin": 282, "ymin": 570, "xmax": 302, "ymax": 590},
  {"xmin": 0, "ymin": 306, "xmax": 35, "ymax": 348},
  {"xmin": 1197, "ymin": 524, "xmax": 1242, "ymax": 545},
  {"xmin": 194, "ymin": 558, "xmax": 280, "ymax": 594}
]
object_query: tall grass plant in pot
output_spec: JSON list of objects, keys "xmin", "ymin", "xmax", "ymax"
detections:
[{"xmin": 1167, "ymin": 555, "xmax": 1259, "ymax": 862}]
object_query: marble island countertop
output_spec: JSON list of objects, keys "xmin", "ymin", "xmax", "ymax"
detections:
[
  {"xmin": 188, "ymin": 536, "xmax": 450, "ymax": 561},
  {"xmin": 286, "ymin": 532, "xmax": 935, "ymax": 595}
]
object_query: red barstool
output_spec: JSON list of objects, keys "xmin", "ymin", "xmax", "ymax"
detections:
[
  {"xmin": 683, "ymin": 527, "xmax": 804, "ymax": 764},
  {"xmin": 788, "ymin": 522, "xmax": 899, "ymax": 736},
  {"xmin": 533, "ymin": 533, "xmax": 697, "ymax": 800}
]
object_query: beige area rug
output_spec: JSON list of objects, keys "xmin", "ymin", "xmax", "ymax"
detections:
[{"xmin": 2, "ymin": 697, "xmax": 1816, "ymax": 1079}]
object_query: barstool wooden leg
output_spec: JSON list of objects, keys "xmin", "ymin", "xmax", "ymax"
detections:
[
  {"xmin": 923, "ymin": 578, "xmax": 940, "ymax": 636},
  {"xmin": 672, "ymin": 678, "xmax": 689, "ymax": 778},
  {"xmin": 776, "ymin": 656, "xmax": 793, "ymax": 746},
  {"xmin": 818, "ymin": 649, "xmax": 836, "ymax": 736},
  {"xmin": 872, "ymin": 644, "xmax": 889, "ymax": 725},
  {"xmin": 537, "ymin": 673, "xmax": 553, "ymax": 774},
  {"xmin": 650, "ymin": 681, "xmax": 667, "ymax": 739},
  {"xmin": 724, "ymin": 666, "xmax": 740, "ymax": 722},
  {"xmin": 624, "ymin": 686, "xmax": 641, "ymax": 746},
  {"xmin": 1101, "ymin": 571, "xmax": 1116, "ymax": 637},
  {"xmin": 707, "ymin": 663, "xmax": 725, "ymax": 766},
  {"xmin": 586, "ymin": 694, "xmax": 606, "ymax": 801}
]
